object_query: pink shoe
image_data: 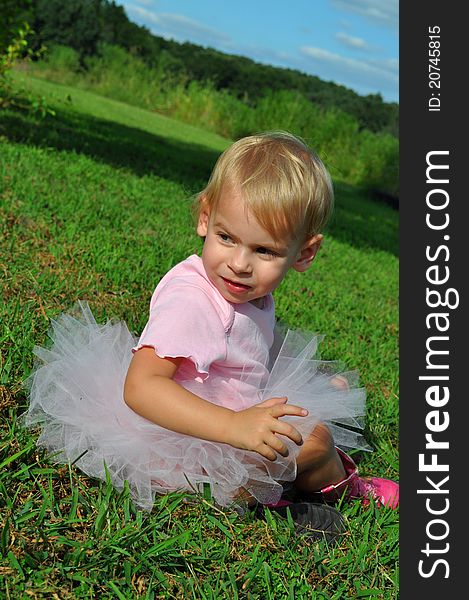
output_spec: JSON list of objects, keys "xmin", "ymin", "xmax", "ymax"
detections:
[{"xmin": 317, "ymin": 448, "xmax": 399, "ymax": 509}]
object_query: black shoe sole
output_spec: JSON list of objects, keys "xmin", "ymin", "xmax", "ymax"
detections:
[{"xmin": 259, "ymin": 502, "xmax": 346, "ymax": 544}]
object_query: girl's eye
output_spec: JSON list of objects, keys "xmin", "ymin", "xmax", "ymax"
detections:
[
  {"xmin": 218, "ymin": 233, "xmax": 232, "ymax": 243},
  {"xmin": 257, "ymin": 247, "xmax": 276, "ymax": 257}
]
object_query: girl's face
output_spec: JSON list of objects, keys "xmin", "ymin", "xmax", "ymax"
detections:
[{"xmin": 197, "ymin": 186, "xmax": 322, "ymax": 305}]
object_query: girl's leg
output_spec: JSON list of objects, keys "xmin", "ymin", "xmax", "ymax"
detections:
[
  {"xmin": 294, "ymin": 422, "xmax": 346, "ymax": 494},
  {"xmin": 294, "ymin": 376, "xmax": 350, "ymax": 492},
  {"xmin": 294, "ymin": 422, "xmax": 400, "ymax": 508}
]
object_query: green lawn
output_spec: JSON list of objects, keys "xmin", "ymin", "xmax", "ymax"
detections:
[{"xmin": 1, "ymin": 76, "xmax": 398, "ymax": 599}]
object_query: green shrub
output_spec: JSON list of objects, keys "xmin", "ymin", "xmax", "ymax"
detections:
[
  {"xmin": 355, "ymin": 130, "xmax": 399, "ymax": 196},
  {"xmin": 168, "ymin": 80, "xmax": 251, "ymax": 138},
  {"xmin": 44, "ymin": 43, "xmax": 80, "ymax": 72},
  {"xmin": 25, "ymin": 43, "xmax": 399, "ymax": 198}
]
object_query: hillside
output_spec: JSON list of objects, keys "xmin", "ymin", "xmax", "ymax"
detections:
[
  {"xmin": 26, "ymin": 0, "xmax": 398, "ymax": 136},
  {"xmin": 1, "ymin": 76, "xmax": 399, "ymax": 599}
]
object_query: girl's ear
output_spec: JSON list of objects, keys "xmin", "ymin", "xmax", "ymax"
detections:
[
  {"xmin": 292, "ymin": 234, "xmax": 323, "ymax": 272},
  {"xmin": 196, "ymin": 197, "xmax": 210, "ymax": 237}
]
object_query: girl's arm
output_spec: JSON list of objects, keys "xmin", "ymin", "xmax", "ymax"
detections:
[{"xmin": 124, "ymin": 348, "xmax": 307, "ymax": 460}]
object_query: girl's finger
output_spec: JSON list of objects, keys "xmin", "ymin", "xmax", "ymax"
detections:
[
  {"xmin": 272, "ymin": 420, "xmax": 303, "ymax": 445},
  {"xmin": 265, "ymin": 433, "xmax": 289, "ymax": 457},
  {"xmin": 257, "ymin": 443, "xmax": 277, "ymax": 461},
  {"xmin": 271, "ymin": 403, "xmax": 308, "ymax": 418}
]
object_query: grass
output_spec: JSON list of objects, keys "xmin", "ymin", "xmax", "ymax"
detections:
[
  {"xmin": 1, "ymin": 75, "xmax": 398, "ymax": 598},
  {"xmin": 23, "ymin": 47, "xmax": 399, "ymax": 198}
]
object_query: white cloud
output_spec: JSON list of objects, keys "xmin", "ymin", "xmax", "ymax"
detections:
[
  {"xmin": 229, "ymin": 43, "xmax": 295, "ymax": 65},
  {"xmin": 125, "ymin": 5, "xmax": 231, "ymax": 46},
  {"xmin": 331, "ymin": 0, "xmax": 398, "ymax": 29},
  {"xmin": 125, "ymin": 6, "xmax": 297, "ymax": 71},
  {"xmin": 335, "ymin": 32, "xmax": 373, "ymax": 51},
  {"xmin": 300, "ymin": 45, "xmax": 398, "ymax": 97}
]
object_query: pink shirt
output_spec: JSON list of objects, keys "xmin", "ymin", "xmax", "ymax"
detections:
[{"xmin": 133, "ymin": 255, "xmax": 276, "ymax": 410}]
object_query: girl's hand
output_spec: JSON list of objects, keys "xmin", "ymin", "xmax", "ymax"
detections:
[
  {"xmin": 331, "ymin": 375, "xmax": 349, "ymax": 391},
  {"xmin": 225, "ymin": 397, "xmax": 308, "ymax": 461}
]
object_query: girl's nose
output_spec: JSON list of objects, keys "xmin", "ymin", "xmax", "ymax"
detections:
[{"xmin": 229, "ymin": 247, "xmax": 252, "ymax": 274}]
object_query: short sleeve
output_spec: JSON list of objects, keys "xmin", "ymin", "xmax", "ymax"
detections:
[{"xmin": 133, "ymin": 281, "xmax": 227, "ymax": 378}]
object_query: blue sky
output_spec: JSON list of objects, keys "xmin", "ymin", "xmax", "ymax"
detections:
[{"xmin": 117, "ymin": 0, "xmax": 398, "ymax": 103}]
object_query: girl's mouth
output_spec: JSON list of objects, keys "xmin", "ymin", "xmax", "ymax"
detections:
[{"xmin": 221, "ymin": 277, "xmax": 252, "ymax": 294}]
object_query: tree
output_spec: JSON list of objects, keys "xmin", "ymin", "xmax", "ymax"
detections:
[
  {"xmin": 1, "ymin": 1, "xmax": 34, "ymax": 107},
  {"xmin": 30, "ymin": 0, "xmax": 102, "ymax": 59},
  {"xmin": 0, "ymin": 0, "xmax": 33, "ymax": 55}
]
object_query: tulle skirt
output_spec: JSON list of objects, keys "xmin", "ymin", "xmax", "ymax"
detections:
[{"xmin": 22, "ymin": 302, "xmax": 370, "ymax": 511}]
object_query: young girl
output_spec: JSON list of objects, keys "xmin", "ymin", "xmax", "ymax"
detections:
[{"xmin": 24, "ymin": 132, "xmax": 399, "ymax": 514}]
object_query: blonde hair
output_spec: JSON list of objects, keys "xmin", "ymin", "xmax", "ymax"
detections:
[{"xmin": 197, "ymin": 131, "xmax": 334, "ymax": 243}]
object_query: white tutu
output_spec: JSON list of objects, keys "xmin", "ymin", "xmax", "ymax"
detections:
[{"xmin": 22, "ymin": 302, "xmax": 370, "ymax": 511}]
